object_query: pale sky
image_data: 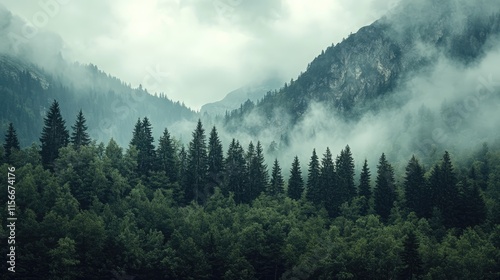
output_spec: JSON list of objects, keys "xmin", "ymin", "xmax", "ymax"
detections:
[{"xmin": 0, "ymin": 0, "xmax": 399, "ymax": 110}]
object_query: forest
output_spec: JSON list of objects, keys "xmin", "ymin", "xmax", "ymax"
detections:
[{"xmin": 1, "ymin": 100, "xmax": 499, "ymax": 279}]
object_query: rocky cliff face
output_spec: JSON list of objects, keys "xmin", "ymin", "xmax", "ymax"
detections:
[{"xmin": 226, "ymin": 0, "xmax": 500, "ymax": 128}]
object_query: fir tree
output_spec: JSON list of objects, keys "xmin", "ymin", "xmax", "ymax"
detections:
[
  {"xmin": 185, "ymin": 119, "xmax": 208, "ymax": 204},
  {"xmin": 374, "ymin": 153, "xmax": 396, "ymax": 223},
  {"xmin": 458, "ymin": 178, "xmax": 486, "ymax": 228},
  {"xmin": 287, "ymin": 156, "xmax": 304, "ymax": 200},
  {"xmin": 404, "ymin": 155, "xmax": 430, "ymax": 218},
  {"xmin": 70, "ymin": 110, "xmax": 91, "ymax": 148},
  {"xmin": 224, "ymin": 139, "xmax": 247, "ymax": 203},
  {"xmin": 268, "ymin": 158, "xmax": 284, "ymax": 197},
  {"xmin": 400, "ymin": 231, "xmax": 423, "ymax": 280},
  {"xmin": 336, "ymin": 145, "xmax": 356, "ymax": 203},
  {"xmin": 3, "ymin": 122, "xmax": 20, "ymax": 163},
  {"xmin": 157, "ymin": 128, "xmax": 179, "ymax": 183},
  {"xmin": 306, "ymin": 149, "xmax": 321, "ymax": 205},
  {"xmin": 247, "ymin": 141, "xmax": 268, "ymax": 202},
  {"xmin": 358, "ymin": 159, "xmax": 371, "ymax": 215},
  {"xmin": 320, "ymin": 147, "xmax": 337, "ymax": 216},
  {"xmin": 40, "ymin": 100, "xmax": 69, "ymax": 170},
  {"xmin": 207, "ymin": 126, "xmax": 224, "ymax": 192}
]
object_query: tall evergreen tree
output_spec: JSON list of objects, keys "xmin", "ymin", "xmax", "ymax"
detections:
[
  {"xmin": 130, "ymin": 117, "xmax": 157, "ymax": 177},
  {"xmin": 70, "ymin": 110, "xmax": 91, "ymax": 148},
  {"xmin": 400, "ymin": 231, "xmax": 423, "ymax": 280},
  {"xmin": 374, "ymin": 153, "xmax": 396, "ymax": 223},
  {"xmin": 430, "ymin": 151, "xmax": 460, "ymax": 228},
  {"xmin": 306, "ymin": 149, "xmax": 321, "ymax": 205},
  {"xmin": 157, "ymin": 128, "xmax": 179, "ymax": 183},
  {"xmin": 224, "ymin": 139, "xmax": 247, "ymax": 204},
  {"xmin": 287, "ymin": 156, "xmax": 304, "ymax": 200},
  {"xmin": 320, "ymin": 147, "xmax": 337, "ymax": 216},
  {"xmin": 185, "ymin": 119, "xmax": 208, "ymax": 204},
  {"xmin": 207, "ymin": 126, "xmax": 224, "ymax": 192},
  {"xmin": 457, "ymin": 178, "xmax": 486, "ymax": 229},
  {"xmin": 336, "ymin": 145, "xmax": 356, "ymax": 203},
  {"xmin": 3, "ymin": 122, "xmax": 20, "ymax": 163},
  {"xmin": 358, "ymin": 159, "xmax": 371, "ymax": 215},
  {"xmin": 247, "ymin": 141, "xmax": 268, "ymax": 202},
  {"xmin": 404, "ymin": 155, "xmax": 430, "ymax": 218},
  {"xmin": 40, "ymin": 100, "xmax": 69, "ymax": 170},
  {"xmin": 268, "ymin": 158, "xmax": 284, "ymax": 197}
]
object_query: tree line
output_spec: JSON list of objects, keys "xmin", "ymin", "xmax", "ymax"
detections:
[{"xmin": 1, "ymin": 100, "xmax": 499, "ymax": 279}]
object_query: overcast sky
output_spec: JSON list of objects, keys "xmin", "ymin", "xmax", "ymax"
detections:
[{"xmin": 0, "ymin": 0, "xmax": 399, "ymax": 110}]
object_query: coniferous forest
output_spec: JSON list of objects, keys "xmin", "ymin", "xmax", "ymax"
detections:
[{"xmin": 1, "ymin": 100, "xmax": 499, "ymax": 279}]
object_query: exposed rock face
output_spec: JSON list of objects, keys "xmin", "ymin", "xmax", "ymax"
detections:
[{"xmin": 229, "ymin": 0, "xmax": 500, "ymax": 126}]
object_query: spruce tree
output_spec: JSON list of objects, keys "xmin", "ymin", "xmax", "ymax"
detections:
[
  {"xmin": 268, "ymin": 158, "xmax": 284, "ymax": 197},
  {"xmin": 157, "ymin": 128, "xmax": 179, "ymax": 183},
  {"xmin": 3, "ymin": 122, "xmax": 20, "ymax": 163},
  {"xmin": 458, "ymin": 178, "xmax": 486, "ymax": 228},
  {"xmin": 224, "ymin": 139, "xmax": 247, "ymax": 204},
  {"xmin": 358, "ymin": 159, "xmax": 371, "ymax": 215},
  {"xmin": 336, "ymin": 145, "xmax": 356, "ymax": 203},
  {"xmin": 306, "ymin": 149, "xmax": 321, "ymax": 205},
  {"xmin": 404, "ymin": 155, "xmax": 429, "ymax": 218},
  {"xmin": 247, "ymin": 141, "xmax": 268, "ymax": 202},
  {"xmin": 40, "ymin": 100, "xmax": 69, "ymax": 170},
  {"xmin": 70, "ymin": 110, "xmax": 91, "ymax": 148},
  {"xmin": 207, "ymin": 126, "xmax": 224, "ymax": 192},
  {"xmin": 400, "ymin": 231, "xmax": 423, "ymax": 279},
  {"xmin": 374, "ymin": 153, "xmax": 396, "ymax": 223},
  {"xmin": 185, "ymin": 119, "xmax": 208, "ymax": 204},
  {"xmin": 130, "ymin": 117, "xmax": 157, "ymax": 177},
  {"xmin": 320, "ymin": 147, "xmax": 337, "ymax": 216},
  {"xmin": 287, "ymin": 156, "xmax": 304, "ymax": 200}
]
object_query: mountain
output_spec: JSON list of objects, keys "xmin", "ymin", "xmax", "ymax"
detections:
[
  {"xmin": 0, "ymin": 54, "xmax": 197, "ymax": 147},
  {"xmin": 200, "ymin": 78, "xmax": 283, "ymax": 116},
  {"xmin": 221, "ymin": 0, "xmax": 500, "ymax": 164}
]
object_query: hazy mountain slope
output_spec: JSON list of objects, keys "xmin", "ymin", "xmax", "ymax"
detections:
[
  {"xmin": 200, "ymin": 78, "xmax": 283, "ymax": 116},
  {"xmin": 0, "ymin": 54, "xmax": 197, "ymax": 147}
]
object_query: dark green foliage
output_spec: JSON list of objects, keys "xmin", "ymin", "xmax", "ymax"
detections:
[
  {"xmin": 287, "ymin": 156, "xmax": 304, "ymax": 200},
  {"xmin": 157, "ymin": 128, "xmax": 179, "ymax": 183},
  {"xmin": 430, "ymin": 151, "xmax": 460, "ymax": 228},
  {"xmin": 268, "ymin": 158, "xmax": 285, "ymax": 197},
  {"xmin": 247, "ymin": 141, "xmax": 268, "ymax": 202},
  {"xmin": 40, "ymin": 100, "xmax": 69, "ymax": 170},
  {"xmin": 224, "ymin": 139, "xmax": 247, "ymax": 203},
  {"xmin": 130, "ymin": 117, "xmax": 157, "ymax": 177},
  {"xmin": 185, "ymin": 119, "xmax": 209, "ymax": 204},
  {"xmin": 207, "ymin": 126, "xmax": 224, "ymax": 192},
  {"xmin": 457, "ymin": 178, "xmax": 486, "ymax": 229},
  {"xmin": 374, "ymin": 153, "xmax": 396, "ymax": 223},
  {"xmin": 336, "ymin": 145, "xmax": 356, "ymax": 203},
  {"xmin": 358, "ymin": 159, "xmax": 371, "ymax": 215},
  {"xmin": 404, "ymin": 155, "xmax": 431, "ymax": 218},
  {"xmin": 70, "ymin": 110, "xmax": 91, "ymax": 148},
  {"xmin": 320, "ymin": 147, "xmax": 337, "ymax": 216},
  {"xmin": 306, "ymin": 149, "xmax": 321, "ymax": 205},
  {"xmin": 3, "ymin": 122, "xmax": 20, "ymax": 163},
  {"xmin": 400, "ymin": 231, "xmax": 423, "ymax": 279}
]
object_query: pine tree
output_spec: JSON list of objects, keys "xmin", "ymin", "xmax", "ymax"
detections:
[
  {"xmin": 358, "ymin": 159, "xmax": 371, "ymax": 215},
  {"xmin": 40, "ymin": 100, "xmax": 69, "ymax": 170},
  {"xmin": 70, "ymin": 110, "xmax": 91, "ymax": 148},
  {"xmin": 207, "ymin": 126, "xmax": 224, "ymax": 192},
  {"xmin": 3, "ymin": 122, "xmax": 20, "ymax": 163},
  {"xmin": 320, "ymin": 147, "xmax": 337, "ymax": 216},
  {"xmin": 374, "ymin": 153, "xmax": 396, "ymax": 223},
  {"xmin": 268, "ymin": 158, "xmax": 284, "ymax": 197},
  {"xmin": 287, "ymin": 156, "xmax": 304, "ymax": 200},
  {"xmin": 247, "ymin": 141, "xmax": 268, "ymax": 202},
  {"xmin": 224, "ymin": 139, "xmax": 247, "ymax": 204},
  {"xmin": 157, "ymin": 128, "xmax": 179, "ymax": 183},
  {"xmin": 185, "ymin": 119, "xmax": 208, "ymax": 204},
  {"xmin": 400, "ymin": 231, "xmax": 423, "ymax": 280},
  {"xmin": 306, "ymin": 149, "xmax": 321, "ymax": 205},
  {"xmin": 404, "ymin": 155, "xmax": 430, "ymax": 218},
  {"xmin": 336, "ymin": 145, "xmax": 356, "ymax": 203},
  {"xmin": 458, "ymin": 178, "xmax": 486, "ymax": 228},
  {"xmin": 430, "ymin": 151, "xmax": 460, "ymax": 228}
]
